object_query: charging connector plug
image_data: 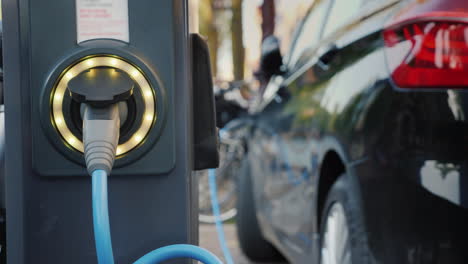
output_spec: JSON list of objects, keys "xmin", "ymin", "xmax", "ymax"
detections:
[
  {"xmin": 83, "ymin": 104, "xmax": 120, "ymax": 175},
  {"xmin": 67, "ymin": 67, "xmax": 134, "ymax": 175}
]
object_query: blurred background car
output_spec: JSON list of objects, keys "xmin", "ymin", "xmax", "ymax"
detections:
[{"xmin": 235, "ymin": 0, "xmax": 468, "ymax": 263}]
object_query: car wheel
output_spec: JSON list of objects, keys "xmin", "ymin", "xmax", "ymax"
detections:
[
  {"xmin": 236, "ymin": 159, "xmax": 285, "ymax": 262},
  {"xmin": 320, "ymin": 175, "xmax": 374, "ymax": 264}
]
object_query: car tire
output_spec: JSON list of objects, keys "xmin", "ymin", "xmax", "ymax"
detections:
[
  {"xmin": 320, "ymin": 175, "xmax": 374, "ymax": 264},
  {"xmin": 236, "ymin": 159, "xmax": 285, "ymax": 263}
]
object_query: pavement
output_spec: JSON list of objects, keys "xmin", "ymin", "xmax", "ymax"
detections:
[{"xmin": 199, "ymin": 223, "xmax": 252, "ymax": 264}]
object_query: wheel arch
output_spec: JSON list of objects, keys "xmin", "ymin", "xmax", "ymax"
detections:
[
  {"xmin": 315, "ymin": 136, "xmax": 353, "ymax": 230},
  {"xmin": 315, "ymin": 136, "xmax": 369, "ymax": 234},
  {"xmin": 317, "ymin": 150, "xmax": 346, "ymax": 229}
]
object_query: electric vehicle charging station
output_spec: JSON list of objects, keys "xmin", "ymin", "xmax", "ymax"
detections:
[{"xmin": 2, "ymin": 0, "xmax": 219, "ymax": 263}]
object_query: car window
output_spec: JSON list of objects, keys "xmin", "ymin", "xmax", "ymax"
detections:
[
  {"xmin": 322, "ymin": 0, "xmax": 363, "ymax": 38},
  {"xmin": 286, "ymin": 0, "xmax": 331, "ymax": 70}
]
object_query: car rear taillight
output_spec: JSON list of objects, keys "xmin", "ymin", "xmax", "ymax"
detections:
[{"xmin": 383, "ymin": 0, "xmax": 468, "ymax": 89}]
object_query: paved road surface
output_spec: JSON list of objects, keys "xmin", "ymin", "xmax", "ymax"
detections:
[{"xmin": 199, "ymin": 223, "xmax": 252, "ymax": 264}]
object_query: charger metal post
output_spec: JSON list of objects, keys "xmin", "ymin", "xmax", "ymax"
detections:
[{"xmin": 2, "ymin": 0, "xmax": 217, "ymax": 263}]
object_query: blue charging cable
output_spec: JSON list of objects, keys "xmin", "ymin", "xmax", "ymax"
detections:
[
  {"xmin": 208, "ymin": 169, "xmax": 235, "ymax": 264},
  {"xmin": 92, "ymin": 170, "xmax": 115, "ymax": 264},
  {"xmin": 133, "ymin": 244, "xmax": 222, "ymax": 264},
  {"xmin": 91, "ymin": 169, "xmax": 223, "ymax": 264}
]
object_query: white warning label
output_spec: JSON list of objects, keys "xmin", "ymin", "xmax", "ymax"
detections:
[{"xmin": 76, "ymin": 0, "xmax": 129, "ymax": 43}]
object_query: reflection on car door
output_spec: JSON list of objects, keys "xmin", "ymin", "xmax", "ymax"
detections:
[{"xmin": 249, "ymin": 0, "xmax": 332, "ymax": 255}]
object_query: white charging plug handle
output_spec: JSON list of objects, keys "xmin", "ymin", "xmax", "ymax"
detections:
[{"xmin": 83, "ymin": 104, "xmax": 120, "ymax": 175}]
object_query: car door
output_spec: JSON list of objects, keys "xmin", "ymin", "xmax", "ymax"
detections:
[{"xmin": 248, "ymin": 0, "xmax": 333, "ymax": 257}]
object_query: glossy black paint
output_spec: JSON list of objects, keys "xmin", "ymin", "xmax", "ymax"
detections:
[{"xmin": 245, "ymin": 0, "xmax": 468, "ymax": 263}]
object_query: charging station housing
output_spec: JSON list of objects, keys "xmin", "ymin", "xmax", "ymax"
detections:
[{"xmin": 1, "ymin": 0, "xmax": 213, "ymax": 263}]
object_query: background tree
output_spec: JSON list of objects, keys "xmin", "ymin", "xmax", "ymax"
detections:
[
  {"xmin": 199, "ymin": 0, "xmax": 219, "ymax": 76},
  {"xmin": 231, "ymin": 0, "xmax": 245, "ymax": 80},
  {"xmin": 260, "ymin": 0, "xmax": 275, "ymax": 40}
]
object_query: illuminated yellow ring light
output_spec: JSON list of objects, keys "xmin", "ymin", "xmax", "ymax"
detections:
[{"xmin": 51, "ymin": 56, "xmax": 156, "ymax": 156}]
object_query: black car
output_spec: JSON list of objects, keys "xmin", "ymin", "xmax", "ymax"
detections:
[{"xmin": 236, "ymin": 0, "xmax": 468, "ymax": 263}]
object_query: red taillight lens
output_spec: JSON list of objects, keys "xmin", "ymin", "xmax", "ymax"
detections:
[{"xmin": 384, "ymin": 21, "xmax": 468, "ymax": 89}]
